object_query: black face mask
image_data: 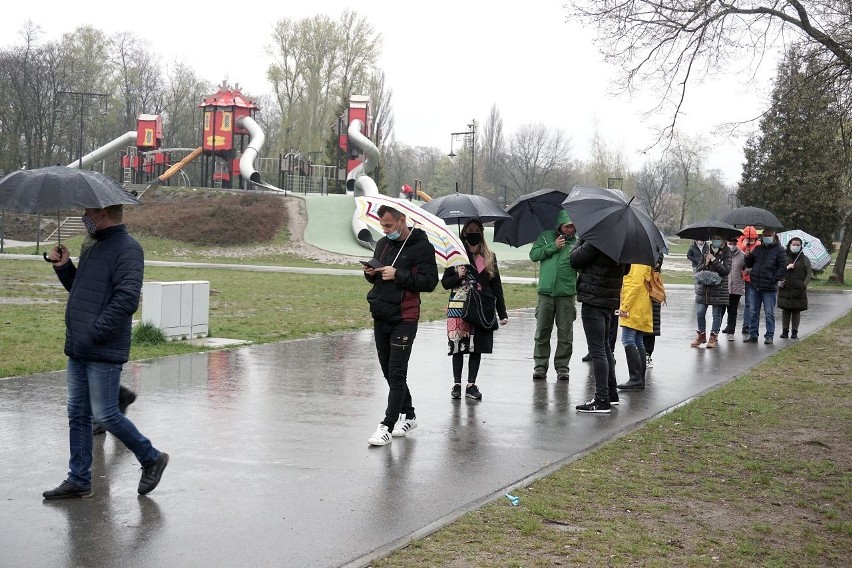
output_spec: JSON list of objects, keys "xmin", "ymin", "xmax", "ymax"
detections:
[{"xmin": 465, "ymin": 233, "xmax": 482, "ymax": 246}]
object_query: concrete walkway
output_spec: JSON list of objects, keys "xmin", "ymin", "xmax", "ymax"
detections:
[{"xmin": 1, "ymin": 288, "xmax": 850, "ymax": 567}]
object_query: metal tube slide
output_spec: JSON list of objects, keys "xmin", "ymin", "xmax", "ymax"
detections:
[
  {"xmin": 236, "ymin": 116, "xmax": 265, "ymax": 188},
  {"xmin": 66, "ymin": 131, "xmax": 137, "ymax": 169},
  {"xmin": 345, "ymin": 119, "xmax": 379, "ymax": 197}
]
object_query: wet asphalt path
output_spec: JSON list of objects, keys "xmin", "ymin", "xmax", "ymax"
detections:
[{"xmin": 1, "ymin": 287, "xmax": 850, "ymax": 567}]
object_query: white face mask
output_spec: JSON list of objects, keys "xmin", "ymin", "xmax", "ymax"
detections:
[
  {"xmin": 728, "ymin": 244, "xmax": 737, "ymax": 251},
  {"xmin": 790, "ymin": 245, "xmax": 801, "ymax": 253}
]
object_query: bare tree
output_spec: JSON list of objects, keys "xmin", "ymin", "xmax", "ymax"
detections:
[
  {"xmin": 479, "ymin": 103, "xmax": 505, "ymax": 187},
  {"xmin": 501, "ymin": 123, "xmax": 572, "ymax": 195},
  {"xmin": 635, "ymin": 156, "xmax": 676, "ymax": 223},
  {"xmin": 111, "ymin": 32, "xmax": 163, "ymax": 130},
  {"xmin": 671, "ymin": 133, "xmax": 710, "ymax": 228},
  {"xmin": 568, "ymin": 1, "xmax": 852, "ymax": 142}
]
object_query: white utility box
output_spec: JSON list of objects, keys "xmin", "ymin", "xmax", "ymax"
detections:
[{"xmin": 141, "ymin": 281, "xmax": 209, "ymax": 340}]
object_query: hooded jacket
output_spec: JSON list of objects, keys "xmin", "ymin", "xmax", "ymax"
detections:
[
  {"xmin": 744, "ymin": 239, "xmax": 787, "ymax": 291},
  {"xmin": 528, "ymin": 210, "xmax": 578, "ymax": 296},
  {"xmin": 570, "ymin": 241, "xmax": 629, "ymax": 311},
  {"xmin": 365, "ymin": 227, "xmax": 439, "ymax": 322},
  {"xmin": 54, "ymin": 225, "xmax": 143, "ymax": 364}
]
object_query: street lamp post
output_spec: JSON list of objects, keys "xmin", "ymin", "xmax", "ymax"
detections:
[
  {"xmin": 448, "ymin": 120, "xmax": 476, "ymax": 194},
  {"xmin": 58, "ymin": 91, "xmax": 108, "ymax": 169}
]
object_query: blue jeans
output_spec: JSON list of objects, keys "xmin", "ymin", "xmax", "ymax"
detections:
[
  {"xmin": 66, "ymin": 358, "xmax": 160, "ymax": 488},
  {"xmin": 620, "ymin": 326, "xmax": 644, "ymax": 349},
  {"xmin": 695, "ymin": 304, "xmax": 724, "ymax": 334},
  {"xmin": 747, "ymin": 287, "xmax": 777, "ymax": 339}
]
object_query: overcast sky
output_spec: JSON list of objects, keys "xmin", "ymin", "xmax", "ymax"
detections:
[{"xmin": 4, "ymin": 1, "xmax": 779, "ymax": 185}]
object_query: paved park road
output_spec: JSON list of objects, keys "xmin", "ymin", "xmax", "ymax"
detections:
[{"xmin": 1, "ymin": 288, "xmax": 850, "ymax": 567}]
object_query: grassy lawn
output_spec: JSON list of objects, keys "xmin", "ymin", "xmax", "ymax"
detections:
[
  {"xmin": 0, "ymin": 260, "xmax": 538, "ymax": 378},
  {"xmin": 375, "ymin": 312, "xmax": 852, "ymax": 567}
]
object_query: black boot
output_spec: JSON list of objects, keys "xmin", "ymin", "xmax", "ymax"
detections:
[
  {"xmin": 617, "ymin": 346, "xmax": 645, "ymax": 390},
  {"xmin": 791, "ymin": 329, "xmax": 798, "ymax": 339},
  {"xmin": 779, "ymin": 329, "xmax": 789, "ymax": 339},
  {"xmin": 637, "ymin": 344, "xmax": 648, "ymax": 381}
]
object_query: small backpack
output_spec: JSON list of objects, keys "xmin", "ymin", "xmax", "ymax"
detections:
[{"xmin": 646, "ymin": 271, "xmax": 667, "ymax": 304}]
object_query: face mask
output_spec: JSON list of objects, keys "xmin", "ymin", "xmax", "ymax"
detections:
[
  {"xmin": 711, "ymin": 239, "xmax": 722, "ymax": 249},
  {"xmin": 728, "ymin": 244, "xmax": 737, "ymax": 251},
  {"xmin": 386, "ymin": 228, "xmax": 402, "ymax": 241},
  {"xmin": 465, "ymin": 233, "xmax": 482, "ymax": 246},
  {"xmin": 81, "ymin": 214, "xmax": 100, "ymax": 236},
  {"xmin": 790, "ymin": 245, "xmax": 801, "ymax": 253},
  {"xmin": 763, "ymin": 237, "xmax": 774, "ymax": 246}
]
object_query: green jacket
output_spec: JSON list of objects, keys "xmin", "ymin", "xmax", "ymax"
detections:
[{"xmin": 529, "ymin": 210, "xmax": 578, "ymax": 296}]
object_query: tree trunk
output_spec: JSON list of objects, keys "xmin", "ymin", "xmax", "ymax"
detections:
[{"xmin": 829, "ymin": 215, "xmax": 852, "ymax": 283}]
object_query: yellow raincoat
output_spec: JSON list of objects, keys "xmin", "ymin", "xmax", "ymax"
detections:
[{"xmin": 619, "ymin": 264, "xmax": 653, "ymax": 333}]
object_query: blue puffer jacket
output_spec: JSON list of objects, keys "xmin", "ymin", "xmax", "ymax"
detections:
[
  {"xmin": 744, "ymin": 241, "xmax": 787, "ymax": 291},
  {"xmin": 54, "ymin": 225, "xmax": 144, "ymax": 363}
]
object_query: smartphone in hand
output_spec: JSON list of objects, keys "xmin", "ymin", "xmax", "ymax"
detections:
[{"xmin": 361, "ymin": 258, "xmax": 383, "ymax": 270}]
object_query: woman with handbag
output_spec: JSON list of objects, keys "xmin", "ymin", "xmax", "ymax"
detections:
[
  {"xmin": 442, "ymin": 218, "xmax": 509, "ymax": 400},
  {"xmin": 691, "ymin": 233, "xmax": 732, "ymax": 348}
]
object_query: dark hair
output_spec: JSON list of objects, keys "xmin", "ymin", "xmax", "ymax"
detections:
[{"xmin": 376, "ymin": 205, "xmax": 403, "ymax": 220}]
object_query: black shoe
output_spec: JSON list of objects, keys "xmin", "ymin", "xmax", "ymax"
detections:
[
  {"xmin": 576, "ymin": 398, "xmax": 611, "ymax": 413},
  {"xmin": 791, "ymin": 330, "xmax": 798, "ymax": 339},
  {"xmin": 118, "ymin": 387, "xmax": 137, "ymax": 414},
  {"xmin": 741, "ymin": 328, "xmax": 749, "ymax": 336},
  {"xmin": 92, "ymin": 423, "xmax": 107, "ymax": 436},
  {"xmin": 451, "ymin": 383, "xmax": 462, "ymax": 399},
  {"xmin": 779, "ymin": 330, "xmax": 789, "ymax": 339},
  {"xmin": 609, "ymin": 392, "xmax": 619, "ymax": 405},
  {"xmin": 532, "ymin": 369, "xmax": 546, "ymax": 380},
  {"xmin": 581, "ymin": 353, "xmax": 592, "ymax": 362},
  {"xmin": 764, "ymin": 337, "xmax": 773, "ymax": 344},
  {"xmin": 43, "ymin": 480, "xmax": 93, "ymax": 500},
  {"xmin": 556, "ymin": 369, "xmax": 570, "ymax": 381},
  {"xmin": 743, "ymin": 336, "xmax": 758, "ymax": 343},
  {"xmin": 138, "ymin": 452, "xmax": 169, "ymax": 495},
  {"xmin": 465, "ymin": 384, "xmax": 482, "ymax": 400}
]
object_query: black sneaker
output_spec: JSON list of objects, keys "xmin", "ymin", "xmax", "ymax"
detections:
[
  {"xmin": 43, "ymin": 480, "xmax": 93, "ymax": 500},
  {"xmin": 743, "ymin": 336, "xmax": 759, "ymax": 343},
  {"xmin": 138, "ymin": 452, "xmax": 169, "ymax": 495},
  {"xmin": 465, "ymin": 384, "xmax": 482, "ymax": 400},
  {"xmin": 609, "ymin": 392, "xmax": 619, "ymax": 405},
  {"xmin": 581, "ymin": 353, "xmax": 592, "ymax": 362},
  {"xmin": 532, "ymin": 369, "xmax": 546, "ymax": 380},
  {"xmin": 556, "ymin": 369, "xmax": 570, "ymax": 381},
  {"xmin": 451, "ymin": 384, "xmax": 462, "ymax": 399},
  {"xmin": 576, "ymin": 398, "xmax": 611, "ymax": 413}
]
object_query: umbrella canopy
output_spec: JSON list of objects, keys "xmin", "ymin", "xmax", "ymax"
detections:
[
  {"xmin": 720, "ymin": 206, "xmax": 783, "ymax": 229},
  {"xmin": 354, "ymin": 194, "xmax": 467, "ymax": 268},
  {"xmin": 777, "ymin": 229, "xmax": 831, "ymax": 270},
  {"xmin": 561, "ymin": 185, "xmax": 668, "ymax": 265},
  {"xmin": 420, "ymin": 192, "xmax": 510, "ymax": 224},
  {"xmin": 493, "ymin": 188, "xmax": 569, "ymax": 247},
  {"xmin": 0, "ymin": 166, "xmax": 141, "ymax": 213},
  {"xmin": 676, "ymin": 220, "xmax": 743, "ymax": 242}
]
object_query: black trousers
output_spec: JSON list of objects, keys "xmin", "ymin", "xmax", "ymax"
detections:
[
  {"xmin": 374, "ymin": 320, "xmax": 418, "ymax": 429},
  {"xmin": 581, "ymin": 304, "xmax": 617, "ymax": 402},
  {"xmin": 720, "ymin": 293, "xmax": 742, "ymax": 332}
]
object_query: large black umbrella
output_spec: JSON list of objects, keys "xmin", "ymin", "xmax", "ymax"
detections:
[
  {"xmin": 676, "ymin": 220, "xmax": 743, "ymax": 242},
  {"xmin": 0, "ymin": 166, "xmax": 141, "ymax": 259},
  {"xmin": 420, "ymin": 191, "xmax": 510, "ymax": 224},
  {"xmin": 493, "ymin": 188, "xmax": 569, "ymax": 247},
  {"xmin": 720, "ymin": 206, "xmax": 783, "ymax": 229},
  {"xmin": 561, "ymin": 185, "xmax": 667, "ymax": 265}
]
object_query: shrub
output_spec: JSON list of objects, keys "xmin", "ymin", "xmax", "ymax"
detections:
[{"xmin": 132, "ymin": 322, "xmax": 166, "ymax": 345}]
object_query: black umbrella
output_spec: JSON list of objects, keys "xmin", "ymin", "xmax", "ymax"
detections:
[
  {"xmin": 493, "ymin": 188, "xmax": 569, "ymax": 247},
  {"xmin": 420, "ymin": 191, "xmax": 510, "ymax": 224},
  {"xmin": 0, "ymin": 166, "xmax": 141, "ymax": 260},
  {"xmin": 676, "ymin": 220, "xmax": 743, "ymax": 242},
  {"xmin": 561, "ymin": 185, "xmax": 667, "ymax": 265},
  {"xmin": 719, "ymin": 206, "xmax": 783, "ymax": 229}
]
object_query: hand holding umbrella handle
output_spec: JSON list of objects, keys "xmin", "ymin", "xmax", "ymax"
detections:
[{"xmin": 44, "ymin": 244, "xmax": 69, "ymax": 265}]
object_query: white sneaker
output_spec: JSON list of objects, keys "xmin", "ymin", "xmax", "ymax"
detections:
[
  {"xmin": 646, "ymin": 355, "xmax": 653, "ymax": 368},
  {"xmin": 727, "ymin": 334, "xmax": 735, "ymax": 341},
  {"xmin": 392, "ymin": 417, "xmax": 418, "ymax": 437},
  {"xmin": 368, "ymin": 424, "xmax": 392, "ymax": 446}
]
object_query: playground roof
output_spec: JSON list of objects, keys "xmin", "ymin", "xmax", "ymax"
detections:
[{"xmin": 199, "ymin": 81, "xmax": 259, "ymax": 110}]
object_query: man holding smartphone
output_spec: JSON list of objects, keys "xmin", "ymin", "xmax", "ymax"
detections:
[{"xmin": 363, "ymin": 205, "xmax": 438, "ymax": 446}]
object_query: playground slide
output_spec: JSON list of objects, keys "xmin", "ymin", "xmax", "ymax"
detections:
[
  {"xmin": 346, "ymin": 118, "xmax": 380, "ymax": 249},
  {"xmin": 66, "ymin": 131, "xmax": 136, "ymax": 170},
  {"xmin": 145, "ymin": 147, "xmax": 203, "ymax": 188},
  {"xmin": 236, "ymin": 116, "xmax": 286, "ymax": 193}
]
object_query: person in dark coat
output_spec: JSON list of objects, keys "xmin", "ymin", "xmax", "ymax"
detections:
[
  {"xmin": 570, "ymin": 241, "xmax": 630, "ymax": 413},
  {"xmin": 743, "ymin": 228, "xmax": 787, "ymax": 344},
  {"xmin": 778, "ymin": 237, "xmax": 813, "ymax": 339},
  {"xmin": 43, "ymin": 205, "xmax": 169, "ymax": 500},
  {"xmin": 441, "ymin": 219, "xmax": 508, "ymax": 400},
  {"xmin": 687, "ymin": 240, "xmax": 708, "ymax": 269},
  {"xmin": 691, "ymin": 234, "xmax": 732, "ymax": 349},
  {"xmin": 364, "ymin": 205, "xmax": 439, "ymax": 445},
  {"xmin": 643, "ymin": 255, "xmax": 664, "ymax": 368}
]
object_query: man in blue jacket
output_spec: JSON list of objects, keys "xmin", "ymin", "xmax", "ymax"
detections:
[
  {"xmin": 743, "ymin": 228, "xmax": 787, "ymax": 344},
  {"xmin": 43, "ymin": 205, "xmax": 168, "ymax": 499}
]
